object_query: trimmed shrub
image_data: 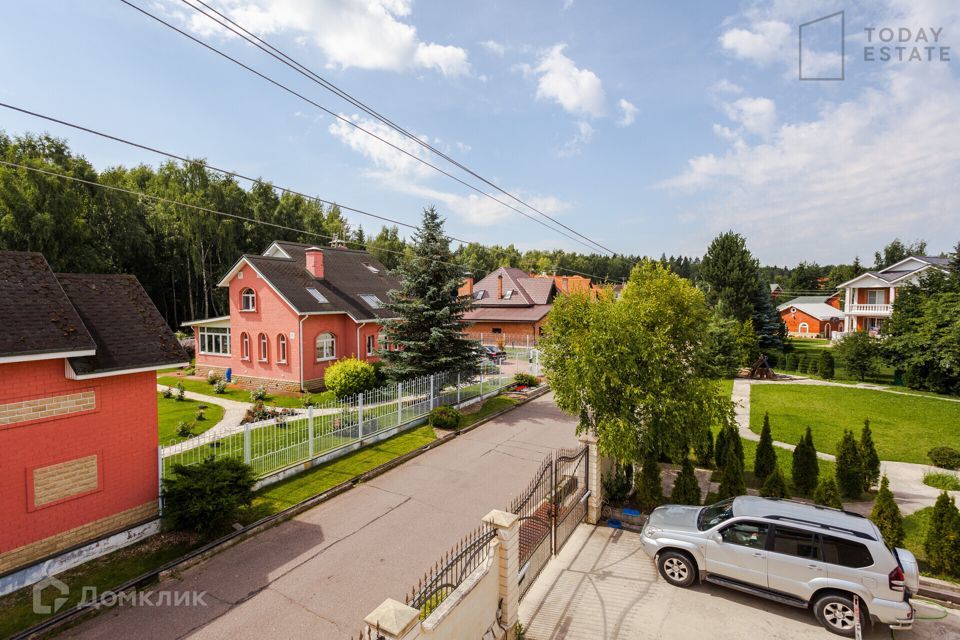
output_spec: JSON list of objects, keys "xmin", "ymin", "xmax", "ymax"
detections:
[
  {"xmin": 206, "ymin": 370, "xmax": 222, "ymax": 385},
  {"xmin": 162, "ymin": 386, "xmax": 174, "ymax": 399},
  {"xmin": 602, "ymin": 462, "xmax": 631, "ymax": 504},
  {"xmin": 929, "ymin": 447, "xmax": 960, "ymax": 470},
  {"xmin": 924, "ymin": 492, "xmax": 960, "ymax": 577},
  {"xmin": 785, "ymin": 353, "xmax": 799, "ymax": 371},
  {"xmin": 870, "ymin": 475, "xmax": 904, "ymax": 548},
  {"xmin": 513, "ymin": 373, "xmax": 538, "ymax": 388},
  {"xmin": 635, "ymin": 448, "xmax": 665, "ymax": 512},
  {"xmin": 808, "ymin": 358, "xmax": 819, "ymax": 376},
  {"xmin": 176, "ymin": 421, "xmax": 193, "ymax": 438},
  {"xmin": 791, "ymin": 427, "xmax": 820, "ymax": 496},
  {"xmin": 760, "ymin": 467, "xmax": 788, "ymax": 498},
  {"xmin": 175, "ymin": 381, "xmax": 185, "ymax": 401},
  {"xmin": 324, "ymin": 358, "xmax": 377, "ymax": 398},
  {"xmin": 813, "ymin": 477, "xmax": 843, "ymax": 508},
  {"xmin": 819, "ymin": 351, "xmax": 836, "ymax": 380},
  {"xmin": 670, "ymin": 457, "xmax": 702, "ymax": 505},
  {"xmin": 717, "ymin": 430, "xmax": 746, "ymax": 500},
  {"xmin": 195, "ymin": 409, "xmax": 205, "ymax": 421},
  {"xmin": 859, "ymin": 419, "xmax": 881, "ymax": 491},
  {"xmin": 162, "ymin": 457, "xmax": 256, "ymax": 533},
  {"xmin": 249, "ymin": 385, "xmax": 267, "ymax": 403},
  {"xmin": 754, "ymin": 412, "xmax": 777, "ymax": 483},
  {"xmin": 428, "ymin": 405, "xmax": 461, "ymax": 429},
  {"xmin": 695, "ymin": 429, "xmax": 714, "ymax": 468},
  {"xmin": 213, "ymin": 379, "xmax": 227, "ymax": 394},
  {"xmin": 836, "ymin": 429, "xmax": 865, "ymax": 500},
  {"xmin": 797, "ymin": 354, "xmax": 808, "ymax": 373}
]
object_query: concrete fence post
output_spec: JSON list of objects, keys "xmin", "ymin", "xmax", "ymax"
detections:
[
  {"xmin": 578, "ymin": 431, "xmax": 603, "ymax": 525},
  {"xmin": 243, "ymin": 422, "xmax": 251, "ymax": 465},
  {"xmin": 364, "ymin": 598, "xmax": 420, "ymax": 640},
  {"xmin": 307, "ymin": 406, "xmax": 314, "ymax": 459},
  {"xmin": 482, "ymin": 509, "xmax": 521, "ymax": 640}
]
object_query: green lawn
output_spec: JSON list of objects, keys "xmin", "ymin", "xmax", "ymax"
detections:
[
  {"xmin": 460, "ymin": 396, "xmax": 518, "ymax": 428},
  {"xmin": 158, "ymin": 393, "xmax": 225, "ymax": 445},
  {"xmin": 750, "ymin": 384, "xmax": 960, "ymax": 464},
  {"xmin": 776, "ymin": 338, "xmax": 896, "ymax": 385},
  {"xmin": 157, "ymin": 375, "xmax": 326, "ymax": 408}
]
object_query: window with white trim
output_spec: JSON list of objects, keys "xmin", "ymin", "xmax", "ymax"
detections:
[
  {"xmin": 359, "ymin": 294, "xmax": 384, "ymax": 309},
  {"xmin": 503, "ymin": 289, "xmax": 514, "ymax": 300},
  {"xmin": 258, "ymin": 333, "xmax": 268, "ymax": 362},
  {"xmin": 866, "ymin": 290, "xmax": 884, "ymax": 305},
  {"xmin": 240, "ymin": 332, "xmax": 250, "ymax": 360},
  {"xmin": 198, "ymin": 327, "xmax": 231, "ymax": 356},
  {"xmin": 316, "ymin": 332, "xmax": 336, "ymax": 361},
  {"xmin": 362, "ymin": 262, "xmax": 380, "ymax": 274},
  {"xmin": 277, "ymin": 334, "xmax": 287, "ymax": 363},
  {"xmin": 366, "ymin": 334, "xmax": 376, "ymax": 356},
  {"xmin": 798, "ymin": 322, "xmax": 809, "ymax": 333},
  {"xmin": 240, "ymin": 288, "xmax": 256, "ymax": 311}
]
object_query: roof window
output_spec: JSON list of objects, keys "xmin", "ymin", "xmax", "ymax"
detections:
[
  {"xmin": 306, "ymin": 287, "xmax": 329, "ymax": 303},
  {"xmin": 360, "ymin": 294, "xmax": 384, "ymax": 309}
]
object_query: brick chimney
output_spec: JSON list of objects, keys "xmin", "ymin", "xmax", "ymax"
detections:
[
  {"xmin": 458, "ymin": 276, "xmax": 474, "ymax": 298},
  {"xmin": 497, "ymin": 273, "xmax": 503, "ymax": 300},
  {"xmin": 305, "ymin": 247, "xmax": 324, "ymax": 279}
]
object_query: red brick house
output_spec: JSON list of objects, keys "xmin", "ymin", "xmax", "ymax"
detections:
[
  {"xmin": 0, "ymin": 252, "xmax": 187, "ymax": 583},
  {"xmin": 777, "ymin": 294, "xmax": 844, "ymax": 338},
  {"xmin": 459, "ymin": 267, "xmax": 557, "ymax": 341},
  {"xmin": 189, "ymin": 241, "xmax": 400, "ymax": 392}
]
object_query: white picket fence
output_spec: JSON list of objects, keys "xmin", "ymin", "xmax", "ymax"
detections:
[{"xmin": 160, "ymin": 363, "xmax": 509, "ymax": 481}]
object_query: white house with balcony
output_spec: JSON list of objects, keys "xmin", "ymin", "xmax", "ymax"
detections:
[{"xmin": 834, "ymin": 255, "xmax": 950, "ymax": 339}]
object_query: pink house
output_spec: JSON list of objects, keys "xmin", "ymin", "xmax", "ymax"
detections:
[
  {"xmin": 0, "ymin": 252, "xmax": 188, "ymax": 583},
  {"xmin": 188, "ymin": 241, "xmax": 400, "ymax": 392}
]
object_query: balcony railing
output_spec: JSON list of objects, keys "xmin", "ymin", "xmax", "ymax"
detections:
[{"xmin": 846, "ymin": 303, "xmax": 893, "ymax": 314}]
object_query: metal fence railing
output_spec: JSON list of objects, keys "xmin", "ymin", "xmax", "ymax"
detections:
[{"xmin": 160, "ymin": 363, "xmax": 508, "ymax": 480}]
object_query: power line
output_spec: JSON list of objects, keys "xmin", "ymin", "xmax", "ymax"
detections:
[
  {"xmin": 179, "ymin": 0, "xmax": 617, "ymax": 257},
  {"xmin": 118, "ymin": 0, "xmax": 615, "ymax": 257}
]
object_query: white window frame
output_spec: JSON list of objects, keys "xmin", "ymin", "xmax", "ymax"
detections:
[
  {"xmin": 198, "ymin": 327, "xmax": 231, "ymax": 356},
  {"xmin": 366, "ymin": 334, "xmax": 376, "ymax": 356},
  {"xmin": 306, "ymin": 287, "xmax": 329, "ymax": 304},
  {"xmin": 866, "ymin": 289, "xmax": 884, "ymax": 305},
  {"xmin": 474, "ymin": 289, "xmax": 485, "ymax": 300},
  {"xmin": 258, "ymin": 333, "xmax": 269, "ymax": 362},
  {"xmin": 240, "ymin": 288, "xmax": 256, "ymax": 312},
  {"xmin": 241, "ymin": 332, "xmax": 250, "ymax": 360},
  {"xmin": 277, "ymin": 334, "xmax": 287, "ymax": 363},
  {"xmin": 359, "ymin": 294, "xmax": 383, "ymax": 309},
  {"xmin": 316, "ymin": 332, "xmax": 336, "ymax": 362},
  {"xmin": 798, "ymin": 322, "xmax": 809, "ymax": 334}
]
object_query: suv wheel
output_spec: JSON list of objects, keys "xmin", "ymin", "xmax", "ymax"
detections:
[
  {"xmin": 813, "ymin": 594, "xmax": 867, "ymax": 637},
  {"xmin": 657, "ymin": 551, "xmax": 696, "ymax": 587}
]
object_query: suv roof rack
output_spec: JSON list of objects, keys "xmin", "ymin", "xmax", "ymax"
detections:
[
  {"xmin": 764, "ymin": 515, "xmax": 877, "ymax": 541},
  {"xmin": 764, "ymin": 498, "xmax": 866, "ymax": 519}
]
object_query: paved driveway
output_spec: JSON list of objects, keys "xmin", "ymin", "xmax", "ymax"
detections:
[
  {"xmin": 520, "ymin": 525, "xmax": 960, "ymax": 640},
  {"xmin": 63, "ymin": 393, "xmax": 578, "ymax": 640}
]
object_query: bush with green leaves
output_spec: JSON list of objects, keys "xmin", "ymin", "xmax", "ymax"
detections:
[
  {"xmin": 175, "ymin": 381, "xmax": 185, "ymax": 401},
  {"xmin": 162, "ymin": 386, "xmax": 174, "ymax": 399},
  {"xmin": 785, "ymin": 353, "xmax": 799, "ymax": 371},
  {"xmin": 835, "ymin": 330, "xmax": 881, "ymax": 381},
  {"xmin": 195, "ymin": 408, "xmax": 205, "ymax": 422},
  {"xmin": 929, "ymin": 446, "xmax": 960, "ymax": 470},
  {"xmin": 808, "ymin": 358, "xmax": 819, "ymax": 376},
  {"xmin": 870, "ymin": 475, "xmax": 904, "ymax": 548},
  {"xmin": 213, "ymin": 379, "xmax": 227, "ymax": 394},
  {"xmin": 859, "ymin": 419, "xmax": 881, "ymax": 491},
  {"xmin": 206, "ymin": 370, "xmax": 222, "ymax": 385},
  {"xmin": 694, "ymin": 429, "xmax": 714, "ymax": 468},
  {"xmin": 602, "ymin": 462, "xmax": 631, "ymax": 505},
  {"xmin": 818, "ymin": 351, "xmax": 835, "ymax": 379},
  {"xmin": 635, "ymin": 448, "xmax": 664, "ymax": 512},
  {"xmin": 176, "ymin": 421, "xmax": 193, "ymax": 438},
  {"xmin": 300, "ymin": 392, "xmax": 316, "ymax": 408},
  {"xmin": 162, "ymin": 457, "xmax": 256, "ymax": 534},
  {"xmin": 791, "ymin": 427, "xmax": 820, "ymax": 496},
  {"xmin": 797, "ymin": 354, "xmax": 808, "ymax": 374},
  {"xmin": 428, "ymin": 405, "xmax": 461, "ymax": 429},
  {"xmin": 924, "ymin": 492, "xmax": 960, "ymax": 577},
  {"xmin": 754, "ymin": 412, "xmax": 777, "ymax": 483},
  {"xmin": 324, "ymin": 358, "xmax": 377, "ymax": 398},
  {"xmin": 249, "ymin": 385, "xmax": 267, "ymax": 402},
  {"xmin": 512, "ymin": 373, "xmax": 538, "ymax": 388},
  {"xmin": 813, "ymin": 477, "xmax": 843, "ymax": 508},
  {"xmin": 836, "ymin": 429, "xmax": 865, "ymax": 500},
  {"xmin": 760, "ymin": 467, "xmax": 788, "ymax": 498},
  {"xmin": 670, "ymin": 457, "xmax": 701, "ymax": 505}
]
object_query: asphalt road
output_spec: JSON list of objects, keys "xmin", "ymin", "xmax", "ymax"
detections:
[{"xmin": 62, "ymin": 392, "xmax": 579, "ymax": 640}]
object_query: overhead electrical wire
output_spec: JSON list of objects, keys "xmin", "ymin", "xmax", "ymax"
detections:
[
  {"xmin": 117, "ymin": 0, "xmax": 616, "ymax": 258},
  {"xmin": 179, "ymin": 0, "xmax": 617, "ymax": 257}
]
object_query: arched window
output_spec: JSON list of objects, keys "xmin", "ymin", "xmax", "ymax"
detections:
[
  {"xmin": 315, "ymin": 332, "xmax": 336, "ymax": 361},
  {"xmin": 240, "ymin": 332, "xmax": 250, "ymax": 360},
  {"xmin": 798, "ymin": 322, "xmax": 809, "ymax": 334},
  {"xmin": 240, "ymin": 288, "xmax": 256, "ymax": 312},
  {"xmin": 277, "ymin": 334, "xmax": 288, "ymax": 363},
  {"xmin": 258, "ymin": 333, "xmax": 268, "ymax": 362}
]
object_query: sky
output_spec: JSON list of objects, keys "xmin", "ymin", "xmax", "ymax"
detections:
[{"xmin": 0, "ymin": 0, "xmax": 957, "ymax": 266}]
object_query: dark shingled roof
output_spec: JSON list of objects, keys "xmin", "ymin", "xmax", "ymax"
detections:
[
  {"xmin": 245, "ymin": 241, "xmax": 401, "ymax": 320},
  {"xmin": 56, "ymin": 274, "xmax": 188, "ymax": 375},
  {"xmin": 0, "ymin": 251, "xmax": 97, "ymax": 358}
]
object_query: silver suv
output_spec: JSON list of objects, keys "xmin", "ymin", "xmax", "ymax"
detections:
[{"xmin": 640, "ymin": 496, "xmax": 919, "ymax": 637}]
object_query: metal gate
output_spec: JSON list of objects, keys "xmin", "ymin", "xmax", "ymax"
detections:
[{"xmin": 511, "ymin": 445, "xmax": 589, "ymax": 599}]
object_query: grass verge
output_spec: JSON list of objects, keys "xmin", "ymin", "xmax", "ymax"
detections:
[
  {"xmin": 158, "ymin": 393, "xmax": 225, "ymax": 445},
  {"xmin": 923, "ymin": 473, "xmax": 960, "ymax": 492},
  {"xmin": 157, "ymin": 375, "xmax": 330, "ymax": 408},
  {"xmin": 460, "ymin": 396, "xmax": 518, "ymax": 428}
]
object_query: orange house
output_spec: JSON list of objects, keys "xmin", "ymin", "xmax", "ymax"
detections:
[
  {"xmin": 0, "ymin": 252, "xmax": 188, "ymax": 589},
  {"xmin": 460, "ymin": 267, "xmax": 557, "ymax": 341},
  {"xmin": 777, "ymin": 295, "xmax": 844, "ymax": 338},
  {"xmin": 189, "ymin": 241, "xmax": 399, "ymax": 392}
]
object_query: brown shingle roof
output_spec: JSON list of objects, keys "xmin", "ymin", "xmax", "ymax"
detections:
[
  {"xmin": 463, "ymin": 305, "xmax": 553, "ymax": 322},
  {"xmin": 57, "ymin": 274, "xmax": 189, "ymax": 375},
  {"xmin": 470, "ymin": 267, "xmax": 555, "ymax": 308},
  {"xmin": 0, "ymin": 251, "xmax": 97, "ymax": 358}
]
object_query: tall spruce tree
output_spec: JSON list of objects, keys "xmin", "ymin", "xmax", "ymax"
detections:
[
  {"xmin": 379, "ymin": 207, "xmax": 481, "ymax": 380},
  {"xmin": 870, "ymin": 475, "xmax": 904, "ymax": 547},
  {"xmin": 859, "ymin": 419, "xmax": 881, "ymax": 491},
  {"xmin": 791, "ymin": 427, "xmax": 820, "ymax": 496},
  {"xmin": 699, "ymin": 231, "xmax": 760, "ymax": 323},
  {"xmin": 754, "ymin": 412, "xmax": 777, "ymax": 483},
  {"xmin": 836, "ymin": 429, "xmax": 865, "ymax": 500}
]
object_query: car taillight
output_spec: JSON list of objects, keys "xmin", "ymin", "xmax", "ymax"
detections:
[{"xmin": 889, "ymin": 565, "xmax": 905, "ymax": 592}]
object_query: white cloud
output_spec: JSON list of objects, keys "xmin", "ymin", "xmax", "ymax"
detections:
[
  {"xmin": 534, "ymin": 44, "xmax": 606, "ymax": 118},
  {"xmin": 712, "ymin": 79, "xmax": 743, "ymax": 95},
  {"xmin": 173, "ymin": 0, "xmax": 470, "ymax": 76},
  {"xmin": 559, "ymin": 121, "xmax": 594, "ymax": 157},
  {"xmin": 722, "ymin": 96, "xmax": 777, "ymax": 137},
  {"xmin": 562, "ymin": 0, "xmax": 574, "ymax": 11},
  {"xmin": 479, "ymin": 39, "xmax": 505, "ymax": 57},
  {"xmin": 328, "ymin": 113, "xmax": 569, "ymax": 225},
  {"xmin": 719, "ymin": 20, "xmax": 791, "ymax": 65},
  {"xmin": 616, "ymin": 98, "xmax": 638, "ymax": 127}
]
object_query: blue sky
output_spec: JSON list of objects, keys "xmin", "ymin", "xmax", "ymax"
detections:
[{"xmin": 1, "ymin": 0, "xmax": 957, "ymax": 265}]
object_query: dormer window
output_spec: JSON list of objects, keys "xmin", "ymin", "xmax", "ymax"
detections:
[
  {"xmin": 240, "ymin": 288, "xmax": 256, "ymax": 312},
  {"xmin": 360, "ymin": 294, "xmax": 383, "ymax": 309},
  {"xmin": 306, "ymin": 287, "xmax": 329, "ymax": 303}
]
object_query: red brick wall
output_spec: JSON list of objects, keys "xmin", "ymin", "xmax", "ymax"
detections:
[
  {"xmin": 0, "ymin": 360, "xmax": 158, "ymax": 566},
  {"xmin": 780, "ymin": 309, "xmax": 843, "ymax": 335}
]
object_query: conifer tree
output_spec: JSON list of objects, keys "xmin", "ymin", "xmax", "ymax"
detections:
[
  {"xmin": 379, "ymin": 207, "xmax": 482, "ymax": 380},
  {"xmin": 760, "ymin": 466, "xmax": 788, "ymax": 498},
  {"xmin": 870, "ymin": 475, "xmax": 904, "ymax": 547},
  {"xmin": 836, "ymin": 429, "xmax": 865, "ymax": 500},
  {"xmin": 813, "ymin": 477, "xmax": 843, "ymax": 508},
  {"xmin": 754, "ymin": 412, "xmax": 777, "ymax": 483},
  {"xmin": 859, "ymin": 419, "xmax": 881, "ymax": 491},
  {"xmin": 635, "ymin": 447, "xmax": 665, "ymax": 512},
  {"xmin": 671, "ymin": 457, "xmax": 702, "ymax": 505},
  {"xmin": 924, "ymin": 492, "xmax": 960, "ymax": 577},
  {"xmin": 717, "ymin": 432, "xmax": 746, "ymax": 499},
  {"xmin": 791, "ymin": 427, "xmax": 820, "ymax": 496}
]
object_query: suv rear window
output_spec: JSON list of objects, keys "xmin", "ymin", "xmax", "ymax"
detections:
[{"xmin": 822, "ymin": 535, "xmax": 874, "ymax": 568}]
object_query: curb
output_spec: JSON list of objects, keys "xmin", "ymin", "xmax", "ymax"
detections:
[
  {"xmin": 918, "ymin": 577, "xmax": 960, "ymax": 605},
  {"xmin": 11, "ymin": 386, "xmax": 550, "ymax": 640}
]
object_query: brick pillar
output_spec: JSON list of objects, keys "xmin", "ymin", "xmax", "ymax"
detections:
[
  {"xmin": 482, "ymin": 509, "xmax": 520, "ymax": 640},
  {"xmin": 364, "ymin": 598, "xmax": 420, "ymax": 640},
  {"xmin": 579, "ymin": 431, "xmax": 602, "ymax": 525}
]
